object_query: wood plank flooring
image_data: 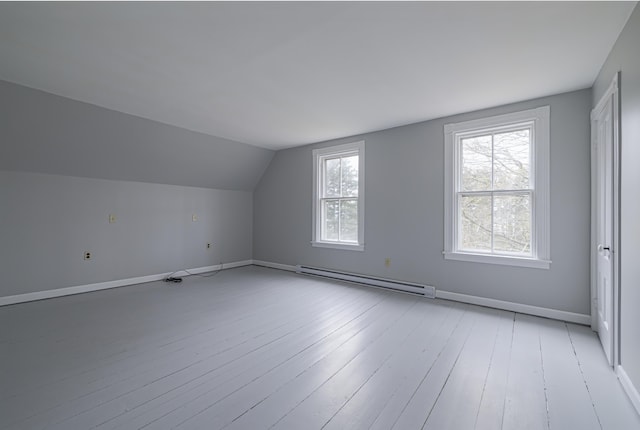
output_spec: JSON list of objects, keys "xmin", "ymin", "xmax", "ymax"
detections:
[{"xmin": 1, "ymin": 265, "xmax": 638, "ymax": 429}]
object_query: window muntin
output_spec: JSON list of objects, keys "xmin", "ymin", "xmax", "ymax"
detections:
[{"xmin": 313, "ymin": 141, "xmax": 364, "ymax": 250}]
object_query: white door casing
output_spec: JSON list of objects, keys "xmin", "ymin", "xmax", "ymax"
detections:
[{"xmin": 591, "ymin": 73, "xmax": 620, "ymax": 368}]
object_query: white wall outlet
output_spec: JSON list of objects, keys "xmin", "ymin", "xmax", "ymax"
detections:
[
  {"xmin": 207, "ymin": 243, "xmax": 211, "ymax": 249},
  {"xmin": 192, "ymin": 214, "xmax": 198, "ymax": 222},
  {"xmin": 109, "ymin": 214, "xmax": 116, "ymax": 223},
  {"xmin": 84, "ymin": 251, "xmax": 92, "ymax": 260}
]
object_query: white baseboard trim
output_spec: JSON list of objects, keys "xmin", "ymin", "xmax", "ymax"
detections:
[
  {"xmin": 220, "ymin": 260, "xmax": 254, "ymax": 270},
  {"xmin": 435, "ymin": 290, "xmax": 591, "ymax": 325},
  {"xmin": 617, "ymin": 365, "xmax": 640, "ymax": 416},
  {"xmin": 0, "ymin": 260, "xmax": 254, "ymax": 307},
  {"xmin": 167, "ymin": 264, "xmax": 221, "ymax": 278},
  {"xmin": 0, "ymin": 274, "xmax": 167, "ymax": 307},
  {"xmin": 252, "ymin": 260, "xmax": 297, "ymax": 272}
]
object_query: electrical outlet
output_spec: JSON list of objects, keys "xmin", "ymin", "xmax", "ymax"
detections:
[
  {"xmin": 109, "ymin": 214, "xmax": 116, "ymax": 223},
  {"xmin": 207, "ymin": 243, "xmax": 211, "ymax": 249},
  {"xmin": 192, "ymin": 214, "xmax": 198, "ymax": 222},
  {"xmin": 385, "ymin": 258, "xmax": 391, "ymax": 268},
  {"xmin": 84, "ymin": 251, "xmax": 92, "ymax": 260}
]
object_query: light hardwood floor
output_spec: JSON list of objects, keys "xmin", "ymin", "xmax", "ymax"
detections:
[{"xmin": 1, "ymin": 266, "xmax": 638, "ymax": 430}]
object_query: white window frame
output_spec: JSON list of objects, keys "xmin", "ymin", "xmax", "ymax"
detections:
[
  {"xmin": 443, "ymin": 106, "xmax": 550, "ymax": 269},
  {"xmin": 312, "ymin": 141, "xmax": 365, "ymax": 251}
]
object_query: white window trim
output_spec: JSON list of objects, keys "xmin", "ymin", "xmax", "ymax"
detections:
[
  {"xmin": 443, "ymin": 106, "xmax": 551, "ymax": 269},
  {"xmin": 312, "ymin": 141, "xmax": 365, "ymax": 251}
]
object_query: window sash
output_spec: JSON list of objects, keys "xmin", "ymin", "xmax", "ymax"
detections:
[
  {"xmin": 320, "ymin": 197, "xmax": 359, "ymax": 243},
  {"xmin": 456, "ymin": 190, "xmax": 533, "ymax": 256},
  {"xmin": 456, "ymin": 124, "xmax": 534, "ymax": 193},
  {"xmin": 320, "ymin": 151, "xmax": 359, "ymax": 199}
]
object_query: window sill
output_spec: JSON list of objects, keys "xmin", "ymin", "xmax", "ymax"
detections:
[
  {"xmin": 311, "ymin": 241, "xmax": 364, "ymax": 251},
  {"xmin": 443, "ymin": 251, "xmax": 550, "ymax": 269}
]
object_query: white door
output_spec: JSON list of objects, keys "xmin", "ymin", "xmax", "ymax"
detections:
[
  {"xmin": 595, "ymin": 101, "xmax": 613, "ymax": 365},
  {"xmin": 591, "ymin": 74, "xmax": 619, "ymax": 367}
]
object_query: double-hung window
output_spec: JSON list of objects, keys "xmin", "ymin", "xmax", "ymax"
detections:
[
  {"xmin": 444, "ymin": 107, "xmax": 550, "ymax": 268},
  {"xmin": 312, "ymin": 141, "xmax": 364, "ymax": 250}
]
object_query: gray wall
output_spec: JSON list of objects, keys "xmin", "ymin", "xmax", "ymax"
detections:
[
  {"xmin": 0, "ymin": 171, "xmax": 253, "ymax": 297},
  {"xmin": 0, "ymin": 80, "xmax": 274, "ymax": 190},
  {"xmin": 254, "ymin": 89, "xmax": 592, "ymax": 315},
  {"xmin": 0, "ymin": 80, "xmax": 264, "ymax": 299},
  {"xmin": 592, "ymin": 3, "xmax": 640, "ymax": 403}
]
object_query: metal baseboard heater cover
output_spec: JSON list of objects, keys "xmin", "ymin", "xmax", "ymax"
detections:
[{"xmin": 296, "ymin": 265, "xmax": 435, "ymax": 298}]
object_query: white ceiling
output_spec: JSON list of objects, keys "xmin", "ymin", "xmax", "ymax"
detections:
[{"xmin": 0, "ymin": 2, "xmax": 635, "ymax": 150}]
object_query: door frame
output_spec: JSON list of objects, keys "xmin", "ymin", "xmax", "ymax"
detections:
[{"xmin": 590, "ymin": 72, "xmax": 621, "ymax": 368}]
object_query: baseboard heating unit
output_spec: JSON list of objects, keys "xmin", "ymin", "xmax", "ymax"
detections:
[{"xmin": 296, "ymin": 265, "xmax": 435, "ymax": 298}]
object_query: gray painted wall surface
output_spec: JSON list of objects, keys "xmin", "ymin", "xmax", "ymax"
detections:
[
  {"xmin": 0, "ymin": 171, "xmax": 253, "ymax": 297},
  {"xmin": 592, "ymin": 3, "xmax": 640, "ymax": 401},
  {"xmin": 254, "ymin": 89, "xmax": 592, "ymax": 315},
  {"xmin": 0, "ymin": 80, "xmax": 274, "ymax": 191}
]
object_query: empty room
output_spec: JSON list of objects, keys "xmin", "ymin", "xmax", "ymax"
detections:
[{"xmin": 2, "ymin": 2, "xmax": 640, "ymax": 429}]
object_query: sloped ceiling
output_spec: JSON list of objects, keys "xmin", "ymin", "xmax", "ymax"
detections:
[
  {"xmin": 0, "ymin": 2, "xmax": 636, "ymax": 150},
  {"xmin": 0, "ymin": 80, "xmax": 274, "ymax": 190}
]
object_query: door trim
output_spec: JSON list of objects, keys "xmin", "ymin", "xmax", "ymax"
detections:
[{"xmin": 590, "ymin": 72, "xmax": 621, "ymax": 368}]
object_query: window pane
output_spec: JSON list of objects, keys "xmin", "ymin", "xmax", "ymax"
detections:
[
  {"xmin": 324, "ymin": 158, "xmax": 341, "ymax": 197},
  {"xmin": 460, "ymin": 195, "xmax": 492, "ymax": 252},
  {"xmin": 493, "ymin": 129, "xmax": 530, "ymax": 190},
  {"xmin": 340, "ymin": 199, "xmax": 358, "ymax": 242},
  {"xmin": 322, "ymin": 200, "xmax": 339, "ymax": 241},
  {"xmin": 493, "ymin": 194, "xmax": 531, "ymax": 255},
  {"xmin": 341, "ymin": 155, "xmax": 359, "ymax": 197},
  {"xmin": 461, "ymin": 135, "xmax": 492, "ymax": 191}
]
